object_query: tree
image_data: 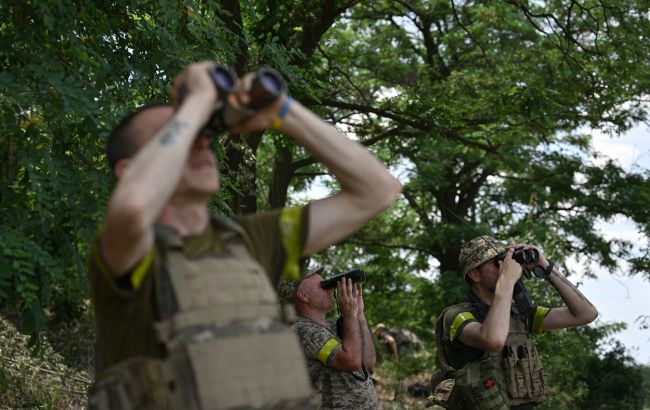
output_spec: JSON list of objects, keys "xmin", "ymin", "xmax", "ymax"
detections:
[
  {"xmin": 306, "ymin": 0, "xmax": 650, "ymax": 312},
  {"xmin": 581, "ymin": 340, "xmax": 645, "ymax": 409},
  {"xmin": 1, "ymin": 1, "xmax": 649, "ymax": 406}
]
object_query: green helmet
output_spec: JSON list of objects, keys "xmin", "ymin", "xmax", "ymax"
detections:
[{"xmin": 458, "ymin": 236, "xmax": 506, "ymax": 277}]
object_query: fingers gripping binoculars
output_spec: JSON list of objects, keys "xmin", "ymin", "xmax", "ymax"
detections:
[
  {"xmin": 206, "ymin": 64, "xmax": 287, "ymax": 131},
  {"xmin": 320, "ymin": 268, "xmax": 365, "ymax": 290},
  {"xmin": 496, "ymin": 247, "xmax": 550, "ymax": 279}
]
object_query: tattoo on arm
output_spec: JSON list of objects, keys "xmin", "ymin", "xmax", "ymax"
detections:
[{"xmin": 159, "ymin": 120, "xmax": 188, "ymax": 146}]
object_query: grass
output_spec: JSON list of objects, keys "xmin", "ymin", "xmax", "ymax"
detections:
[{"xmin": 0, "ymin": 313, "xmax": 92, "ymax": 410}]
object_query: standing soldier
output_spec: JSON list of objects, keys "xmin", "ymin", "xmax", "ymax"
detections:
[
  {"xmin": 432, "ymin": 236, "xmax": 598, "ymax": 409},
  {"xmin": 87, "ymin": 61, "xmax": 401, "ymax": 409},
  {"xmin": 279, "ymin": 268, "xmax": 378, "ymax": 410}
]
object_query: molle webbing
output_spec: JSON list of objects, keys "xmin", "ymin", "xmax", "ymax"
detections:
[
  {"xmin": 434, "ymin": 299, "xmax": 551, "ymax": 409},
  {"xmin": 87, "ymin": 357, "xmax": 183, "ymax": 410},
  {"xmin": 152, "ymin": 217, "xmax": 314, "ymax": 409},
  {"xmin": 501, "ymin": 332, "xmax": 548, "ymax": 405}
]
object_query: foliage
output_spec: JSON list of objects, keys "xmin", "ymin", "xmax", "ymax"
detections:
[
  {"xmin": 0, "ymin": 315, "xmax": 90, "ymax": 409},
  {"xmin": 0, "ymin": 0, "xmax": 295, "ymax": 333},
  {"xmin": 1, "ymin": 0, "xmax": 649, "ymax": 407},
  {"xmin": 581, "ymin": 340, "xmax": 646, "ymax": 410}
]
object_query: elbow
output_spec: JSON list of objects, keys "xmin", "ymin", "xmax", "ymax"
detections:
[
  {"xmin": 373, "ymin": 176, "xmax": 403, "ymax": 212},
  {"xmin": 106, "ymin": 195, "xmax": 149, "ymax": 237},
  {"xmin": 582, "ymin": 308, "xmax": 599, "ymax": 325},
  {"xmin": 483, "ymin": 336, "xmax": 507, "ymax": 353},
  {"xmin": 337, "ymin": 351, "xmax": 363, "ymax": 372},
  {"xmin": 571, "ymin": 305, "xmax": 598, "ymax": 326}
]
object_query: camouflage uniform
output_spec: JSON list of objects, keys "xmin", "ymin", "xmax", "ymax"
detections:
[
  {"xmin": 293, "ymin": 316, "xmax": 378, "ymax": 410},
  {"xmin": 433, "ymin": 236, "xmax": 551, "ymax": 409}
]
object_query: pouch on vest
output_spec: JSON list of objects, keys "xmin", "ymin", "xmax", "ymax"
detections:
[
  {"xmin": 428, "ymin": 378, "xmax": 467, "ymax": 409},
  {"xmin": 453, "ymin": 355, "xmax": 510, "ymax": 410},
  {"xmin": 87, "ymin": 357, "xmax": 184, "ymax": 410},
  {"xmin": 501, "ymin": 338, "xmax": 548, "ymax": 404}
]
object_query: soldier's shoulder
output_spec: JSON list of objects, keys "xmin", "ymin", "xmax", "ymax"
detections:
[
  {"xmin": 441, "ymin": 301, "xmax": 475, "ymax": 321},
  {"xmin": 293, "ymin": 317, "xmax": 325, "ymax": 336}
]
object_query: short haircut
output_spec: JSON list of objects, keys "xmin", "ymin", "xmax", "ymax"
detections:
[{"xmin": 106, "ymin": 103, "xmax": 170, "ymax": 175}]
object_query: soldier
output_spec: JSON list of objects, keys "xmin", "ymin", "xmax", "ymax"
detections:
[
  {"xmin": 87, "ymin": 61, "xmax": 401, "ymax": 409},
  {"xmin": 374, "ymin": 323, "xmax": 422, "ymax": 360},
  {"xmin": 278, "ymin": 268, "xmax": 378, "ymax": 410},
  {"xmin": 432, "ymin": 236, "xmax": 598, "ymax": 409}
]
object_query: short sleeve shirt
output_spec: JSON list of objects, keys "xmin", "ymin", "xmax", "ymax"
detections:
[
  {"xmin": 293, "ymin": 316, "xmax": 378, "ymax": 410},
  {"xmin": 440, "ymin": 292, "xmax": 551, "ymax": 370},
  {"xmin": 89, "ymin": 206, "xmax": 309, "ymax": 374}
]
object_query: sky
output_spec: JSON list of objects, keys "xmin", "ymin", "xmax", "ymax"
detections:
[{"xmin": 574, "ymin": 122, "xmax": 650, "ymax": 365}]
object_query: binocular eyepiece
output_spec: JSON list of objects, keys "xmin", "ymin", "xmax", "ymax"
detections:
[
  {"xmin": 320, "ymin": 268, "xmax": 365, "ymax": 290},
  {"xmin": 206, "ymin": 64, "xmax": 287, "ymax": 131}
]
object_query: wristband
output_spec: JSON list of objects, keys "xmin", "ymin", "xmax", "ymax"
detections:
[
  {"xmin": 544, "ymin": 260, "xmax": 554, "ymax": 277},
  {"xmin": 271, "ymin": 96, "xmax": 293, "ymax": 129}
]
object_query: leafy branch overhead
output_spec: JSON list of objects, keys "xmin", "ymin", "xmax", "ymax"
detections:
[{"xmin": 0, "ymin": 2, "xmax": 649, "ymax": 408}]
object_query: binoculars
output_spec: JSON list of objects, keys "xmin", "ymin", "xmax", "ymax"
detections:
[
  {"xmin": 496, "ymin": 247, "xmax": 539, "ymax": 266},
  {"xmin": 497, "ymin": 247, "xmax": 550, "ymax": 279},
  {"xmin": 320, "ymin": 268, "xmax": 365, "ymax": 290},
  {"xmin": 205, "ymin": 64, "xmax": 287, "ymax": 131}
]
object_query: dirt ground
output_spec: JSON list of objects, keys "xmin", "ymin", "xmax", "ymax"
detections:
[{"xmin": 375, "ymin": 369, "xmax": 432, "ymax": 409}]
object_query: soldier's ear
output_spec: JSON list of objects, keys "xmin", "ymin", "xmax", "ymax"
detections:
[
  {"xmin": 295, "ymin": 288, "xmax": 308, "ymax": 303},
  {"xmin": 466, "ymin": 268, "xmax": 481, "ymax": 284}
]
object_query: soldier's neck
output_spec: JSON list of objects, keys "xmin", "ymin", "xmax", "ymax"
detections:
[
  {"xmin": 471, "ymin": 285, "xmax": 495, "ymax": 306},
  {"xmin": 157, "ymin": 203, "xmax": 210, "ymax": 236},
  {"xmin": 296, "ymin": 306, "xmax": 327, "ymax": 325}
]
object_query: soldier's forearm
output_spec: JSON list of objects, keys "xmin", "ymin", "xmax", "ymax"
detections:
[
  {"xmin": 547, "ymin": 268, "xmax": 598, "ymax": 321},
  {"xmin": 358, "ymin": 314, "xmax": 376, "ymax": 369}
]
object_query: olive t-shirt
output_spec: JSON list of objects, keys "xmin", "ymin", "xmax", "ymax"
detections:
[{"xmin": 89, "ymin": 206, "xmax": 308, "ymax": 374}]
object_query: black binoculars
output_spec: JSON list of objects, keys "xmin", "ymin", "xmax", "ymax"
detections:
[
  {"xmin": 497, "ymin": 247, "xmax": 551, "ymax": 279},
  {"xmin": 205, "ymin": 64, "xmax": 287, "ymax": 131},
  {"xmin": 496, "ymin": 247, "xmax": 539, "ymax": 266},
  {"xmin": 320, "ymin": 268, "xmax": 365, "ymax": 290}
]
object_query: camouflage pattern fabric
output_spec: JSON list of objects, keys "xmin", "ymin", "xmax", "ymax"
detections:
[
  {"xmin": 293, "ymin": 316, "xmax": 378, "ymax": 410},
  {"xmin": 278, "ymin": 266, "xmax": 324, "ymax": 300},
  {"xmin": 458, "ymin": 236, "xmax": 506, "ymax": 277}
]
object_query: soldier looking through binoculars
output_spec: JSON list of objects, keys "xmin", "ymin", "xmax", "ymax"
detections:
[
  {"xmin": 86, "ymin": 61, "xmax": 401, "ymax": 409},
  {"xmin": 431, "ymin": 236, "xmax": 598, "ymax": 410}
]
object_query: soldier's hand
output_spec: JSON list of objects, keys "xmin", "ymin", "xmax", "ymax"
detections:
[
  {"xmin": 169, "ymin": 61, "xmax": 218, "ymax": 108},
  {"xmin": 356, "ymin": 284, "xmax": 365, "ymax": 315},
  {"xmin": 228, "ymin": 73, "xmax": 288, "ymax": 134},
  {"xmin": 526, "ymin": 244, "xmax": 550, "ymax": 270},
  {"xmin": 499, "ymin": 247, "xmax": 522, "ymax": 285},
  {"xmin": 337, "ymin": 278, "xmax": 359, "ymax": 319}
]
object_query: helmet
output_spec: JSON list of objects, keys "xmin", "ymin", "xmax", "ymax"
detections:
[{"xmin": 458, "ymin": 236, "xmax": 505, "ymax": 277}]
